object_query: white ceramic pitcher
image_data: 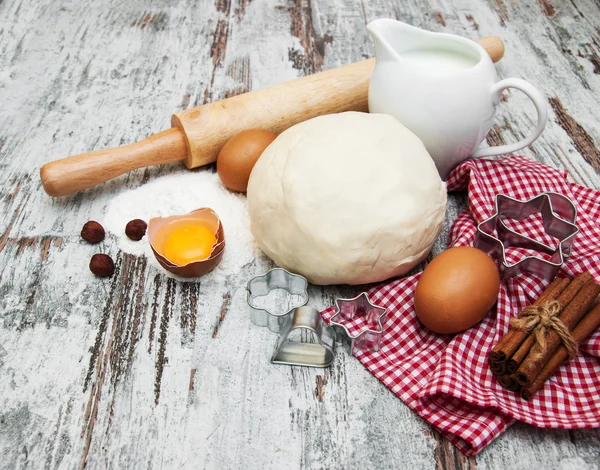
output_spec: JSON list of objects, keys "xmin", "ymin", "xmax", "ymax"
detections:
[{"xmin": 367, "ymin": 19, "xmax": 548, "ymax": 179}]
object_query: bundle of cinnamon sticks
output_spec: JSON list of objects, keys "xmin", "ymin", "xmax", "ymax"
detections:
[{"xmin": 489, "ymin": 272, "xmax": 600, "ymax": 400}]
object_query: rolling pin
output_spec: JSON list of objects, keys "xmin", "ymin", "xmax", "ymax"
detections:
[{"xmin": 40, "ymin": 36, "xmax": 504, "ymax": 196}]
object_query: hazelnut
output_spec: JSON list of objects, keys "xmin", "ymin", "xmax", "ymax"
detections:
[
  {"xmin": 125, "ymin": 219, "xmax": 147, "ymax": 241},
  {"xmin": 89, "ymin": 254, "xmax": 115, "ymax": 277},
  {"xmin": 81, "ymin": 221, "xmax": 105, "ymax": 244}
]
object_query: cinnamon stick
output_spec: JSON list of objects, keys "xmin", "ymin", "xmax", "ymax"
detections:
[
  {"xmin": 489, "ymin": 357, "xmax": 506, "ymax": 376},
  {"xmin": 498, "ymin": 374, "xmax": 521, "ymax": 393},
  {"xmin": 515, "ymin": 279, "xmax": 600, "ymax": 387},
  {"xmin": 489, "ymin": 277, "xmax": 570, "ymax": 364},
  {"xmin": 506, "ymin": 273, "xmax": 592, "ymax": 373},
  {"xmin": 521, "ymin": 302, "xmax": 600, "ymax": 400}
]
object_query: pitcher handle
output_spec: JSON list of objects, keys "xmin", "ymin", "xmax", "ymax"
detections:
[{"xmin": 471, "ymin": 78, "xmax": 548, "ymax": 158}]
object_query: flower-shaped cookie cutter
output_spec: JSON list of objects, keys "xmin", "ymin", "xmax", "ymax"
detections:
[
  {"xmin": 330, "ymin": 292, "xmax": 387, "ymax": 355},
  {"xmin": 473, "ymin": 192, "xmax": 579, "ymax": 280},
  {"xmin": 246, "ymin": 268, "xmax": 309, "ymax": 333}
]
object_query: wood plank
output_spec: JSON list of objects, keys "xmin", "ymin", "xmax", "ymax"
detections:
[{"xmin": 0, "ymin": 0, "xmax": 599, "ymax": 469}]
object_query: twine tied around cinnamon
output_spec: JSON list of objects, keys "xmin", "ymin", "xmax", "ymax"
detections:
[{"xmin": 510, "ymin": 300, "xmax": 579, "ymax": 361}]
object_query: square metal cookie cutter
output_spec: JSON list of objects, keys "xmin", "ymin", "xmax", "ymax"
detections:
[
  {"xmin": 330, "ymin": 292, "xmax": 387, "ymax": 355},
  {"xmin": 246, "ymin": 268, "xmax": 309, "ymax": 333},
  {"xmin": 473, "ymin": 192, "xmax": 579, "ymax": 280},
  {"xmin": 271, "ymin": 306, "xmax": 336, "ymax": 368}
]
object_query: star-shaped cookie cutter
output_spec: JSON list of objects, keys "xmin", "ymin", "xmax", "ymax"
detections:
[
  {"xmin": 330, "ymin": 292, "xmax": 387, "ymax": 355},
  {"xmin": 473, "ymin": 192, "xmax": 579, "ymax": 280}
]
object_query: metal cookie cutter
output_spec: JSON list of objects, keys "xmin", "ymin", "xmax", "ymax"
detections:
[
  {"xmin": 330, "ymin": 292, "xmax": 387, "ymax": 355},
  {"xmin": 247, "ymin": 268, "xmax": 335, "ymax": 367},
  {"xmin": 271, "ymin": 306, "xmax": 336, "ymax": 368},
  {"xmin": 474, "ymin": 192, "xmax": 579, "ymax": 280},
  {"xmin": 246, "ymin": 268, "xmax": 309, "ymax": 333}
]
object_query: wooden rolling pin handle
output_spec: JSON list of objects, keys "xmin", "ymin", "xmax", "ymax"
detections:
[
  {"xmin": 40, "ymin": 128, "xmax": 188, "ymax": 197},
  {"xmin": 40, "ymin": 36, "xmax": 504, "ymax": 197},
  {"xmin": 478, "ymin": 36, "xmax": 505, "ymax": 63}
]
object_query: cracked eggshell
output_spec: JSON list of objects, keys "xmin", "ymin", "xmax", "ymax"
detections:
[{"xmin": 148, "ymin": 208, "xmax": 225, "ymax": 278}]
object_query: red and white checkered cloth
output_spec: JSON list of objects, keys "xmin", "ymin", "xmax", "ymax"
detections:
[{"xmin": 320, "ymin": 156, "xmax": 600, "ymax": 455}]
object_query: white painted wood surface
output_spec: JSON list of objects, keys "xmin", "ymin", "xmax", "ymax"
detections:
[{"xmin": 1, "ymin": 0, "xmax": 600, "ymax": 469}]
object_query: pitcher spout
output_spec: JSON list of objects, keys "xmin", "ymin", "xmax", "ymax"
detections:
[
  {"xmin": 367, "ymin": 19, "xmax": 427, "ymax": 64},
  {"xmin": 367, "ymin": 19, "xmax": 399, "ymax": 63}
]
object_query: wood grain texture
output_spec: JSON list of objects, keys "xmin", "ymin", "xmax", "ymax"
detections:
[
  {"xmin": 1, "ymin": 0, "xmax": 600, "ymax": 469},
  {"xmin": 40, "ymin": 128, "xmax": 188, "ymax": 197},
  {"xmin": 40, "ymin": 38, "xmax": 501, "ymax": 197}
]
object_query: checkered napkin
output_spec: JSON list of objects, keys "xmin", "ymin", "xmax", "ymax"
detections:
[{"xmin": 320, "ymin": 156, "xmax": 600, "ymax": 455}]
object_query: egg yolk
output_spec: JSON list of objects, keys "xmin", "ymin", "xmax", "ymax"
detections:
[{"xmin": 163, "ymin": 225, "xmax": 217, "ymax": 265}]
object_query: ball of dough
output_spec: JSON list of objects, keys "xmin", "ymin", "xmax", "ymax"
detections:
[{"xmin": 247, "ymin": 112, "xmax": 447, "ymax": 285}]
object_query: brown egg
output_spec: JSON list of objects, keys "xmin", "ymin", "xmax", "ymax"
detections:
[
  {"xmin": 414, "ymin": 246, "xmax": 500, "ymax": 334},
  {"xmin": 217, "ymin": 129, "xmax": 277, "ymax": 192}
]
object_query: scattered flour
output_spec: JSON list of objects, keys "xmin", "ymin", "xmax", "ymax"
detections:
[{"xmin": 103, "ymin": 169, "xmax": 261, "ymax": 281}]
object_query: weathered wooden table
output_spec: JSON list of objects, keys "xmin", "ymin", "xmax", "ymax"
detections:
[{"xmin": 2, "ymin": 0, "xmax": 600, "ymax": 468}]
